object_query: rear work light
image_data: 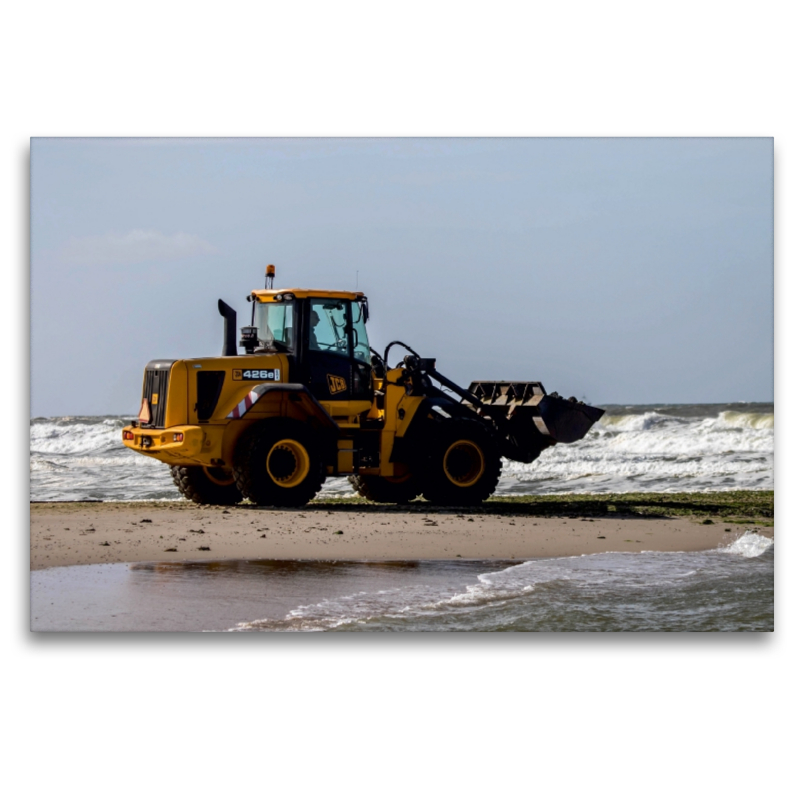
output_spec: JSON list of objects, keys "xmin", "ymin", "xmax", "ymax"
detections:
[
  {"xmin": 173, "ymin": 433, "xmax": 184, "ymax": 442},
  {"xmin": 123, "ymin": 431, "xmax": 135, "ymax": 441}
]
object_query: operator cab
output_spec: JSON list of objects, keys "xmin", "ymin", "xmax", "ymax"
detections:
[{"xmin": 248, "ymin": 289, "xmax": 372, "ymax": 402}]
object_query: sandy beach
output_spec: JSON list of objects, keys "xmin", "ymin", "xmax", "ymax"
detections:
[{"xmin": 29, "ymin": 500, "xmax": 773, "ymax": 570}]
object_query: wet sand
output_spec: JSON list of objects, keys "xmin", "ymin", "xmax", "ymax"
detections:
[{"xmin": 29, "ymin": 501, "xmax": 772, "ymax": 570}]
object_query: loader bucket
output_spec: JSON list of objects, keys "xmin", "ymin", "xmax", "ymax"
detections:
[
  {"xmin": 535, "ymin": 393, "xmax": 605, "ymax": 443},
  {"xmin": 467, "ymin": 381, "xmax": 604, "ymax": 452}
]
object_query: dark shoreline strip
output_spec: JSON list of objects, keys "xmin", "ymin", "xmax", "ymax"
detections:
[{"xmin": 30, "ymin": 490, "xmax": 774, "ymax": 524}]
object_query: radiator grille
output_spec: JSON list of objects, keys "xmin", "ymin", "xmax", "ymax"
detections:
[{"xmin": 141, "ymin": 360, "xmax": 174, "ymax": 428}]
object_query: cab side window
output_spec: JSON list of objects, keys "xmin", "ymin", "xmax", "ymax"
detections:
[{"xmin": 309, "ymin": 300, "xmax": 349, "ymax": 355}]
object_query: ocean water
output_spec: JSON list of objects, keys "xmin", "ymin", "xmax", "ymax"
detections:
[
  {"xmin": 30, "ymin": 402, "xmax": 774, "ymax": 501},
  {"xmin": 30, "ymin": 532, "xmax": 774, "ymax": 632}
]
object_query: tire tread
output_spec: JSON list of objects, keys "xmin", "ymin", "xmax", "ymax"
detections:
[
  {"xmin": 233, "ymin": 421, "xmax": 324, "ymax": 507},
  {"xmin": 348, "ymin": 474, "xmax": 420, "ymax": 504},
  {"xmin": 419, "ymin": 419, "xmax": 501, "ymax": 506},
  {"xmin": 170, "ymin": 465, "xmax": 242, "ymax": 506}
]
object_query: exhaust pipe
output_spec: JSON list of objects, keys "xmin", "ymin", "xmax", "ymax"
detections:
[{"xmin": 218, "ymin": 299, "xmax": 238, "ymax": 356}]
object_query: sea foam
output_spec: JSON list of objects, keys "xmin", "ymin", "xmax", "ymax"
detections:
[
  {"xmin": 721, "ymin": 531, "xmax": 774, "ymax": 558},
  {"xmin": 30, "ymin": 403, "xmax": 774, "ymax": 501}
]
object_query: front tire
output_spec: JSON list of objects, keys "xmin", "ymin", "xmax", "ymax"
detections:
[
  {"xmin": 348, "ymin": 473, "xmax": 420, "ymax": 504},
  {"xmin": 419, "ymin": 420, "xmax": 501, "ymax": 506},
  {"xmin": 170, "ymin": 465, "xmax": 243, "ymax": 506},
  {"xmin": 233, "ymin": 419, "xmax": 324, "ymax": 507}
]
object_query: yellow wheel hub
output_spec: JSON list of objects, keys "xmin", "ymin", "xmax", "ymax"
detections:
[
  {"xmin": 443, "ymin": 440, "xmax": 485, "ymax": 487},
  {"xmin": 202, "ymin": 466, "xmax": 236, "ymax": 486},
  {"xmin": 266, "ymin": 439, "xmax": 311, "ymax": 488}
]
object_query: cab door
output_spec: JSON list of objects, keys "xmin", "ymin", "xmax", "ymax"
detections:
[{"xmin": 305, "ymin": 298, "xmax": 372, "ymax": 402}]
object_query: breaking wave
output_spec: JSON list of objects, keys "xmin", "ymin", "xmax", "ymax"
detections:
[
  {"xmin": 30, "ymin": 403, "xmax": 773, "ymax": 501},
  {"xmin": 496, "ymin": 404, "xmax": 773, "ymax": 495}
]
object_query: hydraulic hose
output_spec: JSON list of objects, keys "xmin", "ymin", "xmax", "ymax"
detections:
[{"xmin": 383, "ymin": 340, "xmax": 421, "ymax": 368}]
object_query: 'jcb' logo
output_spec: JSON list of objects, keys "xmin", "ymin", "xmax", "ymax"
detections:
[{"xmin": 327, "ymin": 374, "xmax": 347, "ymax": 394}]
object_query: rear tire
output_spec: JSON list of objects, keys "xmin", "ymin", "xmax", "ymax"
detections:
[
  {"xmin": 170, "ymin": 465, "xmax": 243, "ymax": 506},
  {"xmin": 348, "ymin": 473, "xmax": 420, "ymax": 504},
  {"xmin": 233, "ymin": 419, "xmax": 324, "ymax": 507},
  {"xmin": 419, "ymin": 420, "xmax": 501, "ymax": 506}
]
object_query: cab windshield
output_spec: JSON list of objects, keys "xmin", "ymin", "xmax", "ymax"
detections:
[{"xmin": 254, "ymin": 301, "xmax": 295, "ymax": 351}]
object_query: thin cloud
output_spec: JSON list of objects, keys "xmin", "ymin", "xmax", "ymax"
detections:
[{"xmin": 61, "ymin": 229, "xmax": 217, "ymax": 265}]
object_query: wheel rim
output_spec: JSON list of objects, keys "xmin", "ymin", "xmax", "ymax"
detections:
[
  {"xmin": 202, "ymin": 466, "xmax": 236, "ymax": 486},
  {"xmin": 266, "ymin": 439, "xmax": 311, "ymax": 488},
  {"xmin": 443, "ymin": 439, "xmax": 485, "ymax": 487}
]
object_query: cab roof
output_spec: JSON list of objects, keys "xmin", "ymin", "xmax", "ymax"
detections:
[{"xmin": 252, "ymin": 289, "xmax": 365, "ymax": 302}]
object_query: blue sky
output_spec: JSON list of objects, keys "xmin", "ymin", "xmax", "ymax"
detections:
[{"xmin": 30, "ymin": 137, "xmax": 773, "ymax": 416}]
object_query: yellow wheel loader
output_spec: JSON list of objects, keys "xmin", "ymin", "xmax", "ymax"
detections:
[{"xmin": 122, "ymin": 265, "xmax": 604, "ymax": 507}]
